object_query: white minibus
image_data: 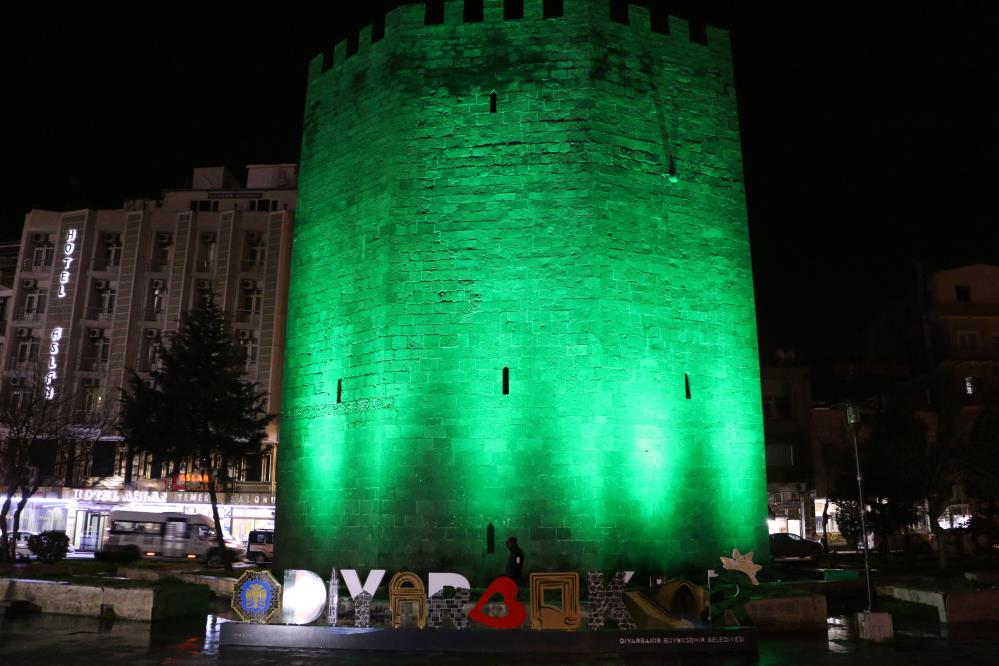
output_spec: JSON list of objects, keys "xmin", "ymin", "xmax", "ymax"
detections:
[{"xmin": 103, "ymin": 510, "xmax": 244, "ymax": 564}]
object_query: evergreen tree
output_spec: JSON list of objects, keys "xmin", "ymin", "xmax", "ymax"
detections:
[{"xmin": 119, "ymin": 297, "xmax": 271, "ymax": 571}]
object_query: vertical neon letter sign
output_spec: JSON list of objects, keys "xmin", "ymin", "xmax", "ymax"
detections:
[
  {"xmin": 45, "ymin": 327, "xmax": 63, "ymax": 400},
  {"xmin": 47, "ymin": 227, "xmax": 77, "ymax": 400},
  {"xmin": 58, "ymin": 228, "xmax": 77, "ymax": 299}
]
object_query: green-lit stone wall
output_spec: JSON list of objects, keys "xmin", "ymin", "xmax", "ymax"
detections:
[{"xmin": 277, "ymin": 0, "xmax": 768, "ymax": 579}]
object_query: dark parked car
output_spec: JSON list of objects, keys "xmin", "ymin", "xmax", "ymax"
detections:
[{"xmin": 769, "ymin": 532, "xmax": 824, "ymax": 561}]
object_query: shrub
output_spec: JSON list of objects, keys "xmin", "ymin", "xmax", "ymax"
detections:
[{"xmin": 27, "ymin": 531, "xmax": 71, "ymax": 563}]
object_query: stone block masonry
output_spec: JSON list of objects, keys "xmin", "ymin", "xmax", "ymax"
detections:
[{"xmin": 277, "ymin": 0, "xmax": 768, "ymax": 580}]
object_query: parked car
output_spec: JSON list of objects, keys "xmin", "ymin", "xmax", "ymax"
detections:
[
  {"xmin": 14, "ymin": 531, "xmax": 36, "ymax": 559},
  {"xmin": 245, "ymin": 529, "xmax": 274, "ymax": 564},
  {"xmin": 769, "ymin": 532, "xmax": 824, "ymax": 561}
]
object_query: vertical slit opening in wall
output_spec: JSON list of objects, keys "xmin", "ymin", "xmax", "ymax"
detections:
[
  {"xmin": 489, "ymin": 91, "xmax": 497, "ymax": 113},
  {"xmin": 425, "ymin": 0, "xmax": 444, "ymax": 25},
  {"xmin": 542, "ymin": 0, "xmax": 564, "ymax": 19},
  {"xmin": 372, "ymin": 13, "xmax": 386, "ymax": 43},
  {"xmin": 337, "ymin": 378, "xmax": 343, "ymax": 403},
  {"xmin": 502, "ymin": 367, "xmax": 509, "ymax": 395},
  {"xmin": 684, "ymin": 373, "xmax": 691, "ymax": 400},
  {"xmin": 650, "ymin": 4, "xmax": 670, "ymax": 34},
  {"xmin": 504, "ymin": 0, "xmax": 524, "ymax": 20},
  {"xmin": 464, "ymin": 0, "xmax": 484, "ymax": 22},
  {"xmin": 486, "ymin": 523, "xmax": 495, "ymax": 553},
  {"xmin": 609, "ymin": 0, "xmax": 629, "ymax": 24}
]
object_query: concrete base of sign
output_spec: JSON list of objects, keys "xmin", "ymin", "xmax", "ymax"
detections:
[
  {"xmin": 877, "ymin": 585, "xmax": 999, "ymax": 625},
  {"xmin": 0, "ymin": 577, "xmax": 209, "ymax": 621},
  {"xmin": 856, "ymin": 611, "xmax": 893, "ymax": 642},
  {"xmin": 221, "ymin": 623, "xmax": 757, "ymax": 655}
]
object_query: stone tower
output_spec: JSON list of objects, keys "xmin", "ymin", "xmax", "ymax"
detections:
[{"xmin": 277, "ymin": 0, "xmax": 768, "ymax": 578}]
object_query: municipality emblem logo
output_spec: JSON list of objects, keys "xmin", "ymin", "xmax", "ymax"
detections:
[{"xmin": 232, "ymin": 570, "xmax": 281, "ymax": 623}]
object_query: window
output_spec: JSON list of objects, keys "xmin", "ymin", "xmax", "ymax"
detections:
[
  {"xmin": 489, "ymin": 91, "xmax": 497, "ymax": 113},
  {"xmin": 191, "ymin": 199, "xmax": 219, "ymax": 212},
  {"xmin": 502, "ymin": 367, "xmax": 510, "ymax": 395},
  {"xmin": 762, "ymin": 380, "xmax": 793, "ymax": 418},
  {"xmin": 82, "ymin": 386, "xmax": 103, "ymax": 415},
  {"xmin": 249, "ymin": 199, "xmax": 277, "ymax": 212},
  {"xmin": 964, "ymin": 376, "xmax": 976, "ymax": 396},
  {"xmin": 241, "ymin": 289, "xmax": 262, "ymax": 315},
  {"xmin": 31, "ymin": 244, "xmax": 54, "ymax": 268},
  {"xmin": 25, "ymin": 288, "xmax": 48, "ymax": 315},
  {"xmin": 17, "ymin": 339, "xmax": 39, "ymax": 362},
  {"xmin": 955, "ymin": 285, "xmax": 971, "ymax": 302},
  {"xmin": 958, "ymin": 332, "xmax": 979, "ymax": 351},
  {"xmin": 98, "ymin": 288, "xmax": 116, "ymax": 315},
  {"xmin": 765, "ymin": 444, "xmax": 794, "ymax": 466},
  {"xmin": 242, "ymin": 336, "xmax": 259, "ymax": 372}
]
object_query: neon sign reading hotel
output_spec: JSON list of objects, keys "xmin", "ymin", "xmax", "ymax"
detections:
[{"xmin": 45, "ymin": 228, "xmax": 77, "ymax": 400}]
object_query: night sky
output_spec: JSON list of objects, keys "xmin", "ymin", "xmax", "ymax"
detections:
[{"xmin": 5, "ymin": 1, "xmax": 998, "ymax": 390}]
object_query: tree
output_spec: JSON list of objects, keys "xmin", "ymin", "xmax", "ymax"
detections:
[
  {"xmin": 119, "ymin": 297, "xmax": 271, "ymax": 571},
  {"xmin": 0, "ymin": 364, "xmax": 111, "ymax": 562}
]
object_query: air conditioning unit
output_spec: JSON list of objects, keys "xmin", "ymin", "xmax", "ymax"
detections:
[
  {"xmin": 82, "ymin": 377, "xmax": 99, "ymax": 388},
  {"xmin": 151, "ymin": 279, "xmax": 165, "ymax": 290},
  {"xmin": 103, "ymin": 232, "xmax": 120, "ymax": 243},
  {"xmin": 21, "ymin": 279, "xmax": 36, "ymax": 289},
  {"xmin": 241, "ymin": 279, "xmax": 256, "ymax": 291},
  {"xmin": 9, "ymin": 376, "xmax": 23, "ymax": 386},
  {"xmin": 237, "ymin": 329, "xmax": 252, "ymax": 341},
  {"xmin": 94, "ymin": 279, "xmax": 109, "ymax": 290},
  {"xmin": 145, "ymin": 328, "xmax": 160, "ymax": 340},
  {"xmin": 156, "ymin": 232, "xmax": 172, "ymax": 245},
  {"xmin": 88, "ymin": 328, "xmax": 103, "ymax": 339},
  {"xmin": 197, "ymin": 279, "xmax": 212, "ymax": 291},
  {"xmin": 31, "ymin": 232, "xmax": 47, "ymax": 244},
  {"xmin": 246, "ymin": 231, "xmax": 261, "ymax": 244},
  {"xmin": 15, "ymin": 327, "xmax": 31, "ymax": 338},
  {"xmin": 200, "ymin": 232, "xmax": 216, "ymax": 244}
]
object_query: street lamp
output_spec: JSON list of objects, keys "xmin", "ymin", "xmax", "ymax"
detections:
[{"xmin": 845, "ymin": 402, "xmax": 873, "ymax": 612}]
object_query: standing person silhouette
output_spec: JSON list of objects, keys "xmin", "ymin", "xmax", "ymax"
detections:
[{"xmin": 505, "ymin": 536, "xmax": 524, "ymax": 583}]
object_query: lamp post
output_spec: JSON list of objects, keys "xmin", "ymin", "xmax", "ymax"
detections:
[{"xmin": 845, "ymin": 402, "xmax": 873, "ymax": 612}]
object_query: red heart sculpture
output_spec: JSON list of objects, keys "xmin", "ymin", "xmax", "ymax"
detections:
[{"xmin": 468, "ymin": 576, "xmax": 526, "ymax": 629}]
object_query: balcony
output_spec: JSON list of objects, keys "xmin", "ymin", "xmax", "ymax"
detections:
[
  {"xmin": 91, "ymin": 258, "xmax": 121, "ymax": 272},
  {"xmin": 235, "ymin": 309, "xmax": 260, "ymax": 324},
  {"xmin": 143, "ymin": 308, "xmax": 164, "ymax": 322},
  {"xmin": 240, "ymin": 261, "xmax": 265, "ymax": 274},
  {"xmin": 194, "ymin": 259, "xmax": 213, "ymax": 273},
  {"xmin": 148, "ymin": 261, "xmax": 170, "ymax": 273},
  {"xmin": 86, "ymin": 308, "xmax": 114, "ymax": 322},
  {"xmin": 80, "ymin": 357, "xmax": 109, "ymax": 372},
  {"xmin": 21, "ymin": 258, "xmax": 52, "ymax": 272},
  {"xmin": 135, "ymin": 358, "xmax": 162, "ymax": 373},
  {"xmin": 13, "ymin": 309, "xmax": 44, "ymax": 322}
]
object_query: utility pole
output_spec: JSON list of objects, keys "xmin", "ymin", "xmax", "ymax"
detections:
[{"xmin": 846, "ymin": 403, "xmax": 873, "ymax": 612}]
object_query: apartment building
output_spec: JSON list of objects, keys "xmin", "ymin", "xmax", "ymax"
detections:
[{"xmin": 0, "ymin": 164, "xmax": 295, "ymax": 549}]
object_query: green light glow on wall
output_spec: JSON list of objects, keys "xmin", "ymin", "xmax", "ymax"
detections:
[{"xmin": 277, "ymin": 0, "xmax": 768, "ymax": 578}]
